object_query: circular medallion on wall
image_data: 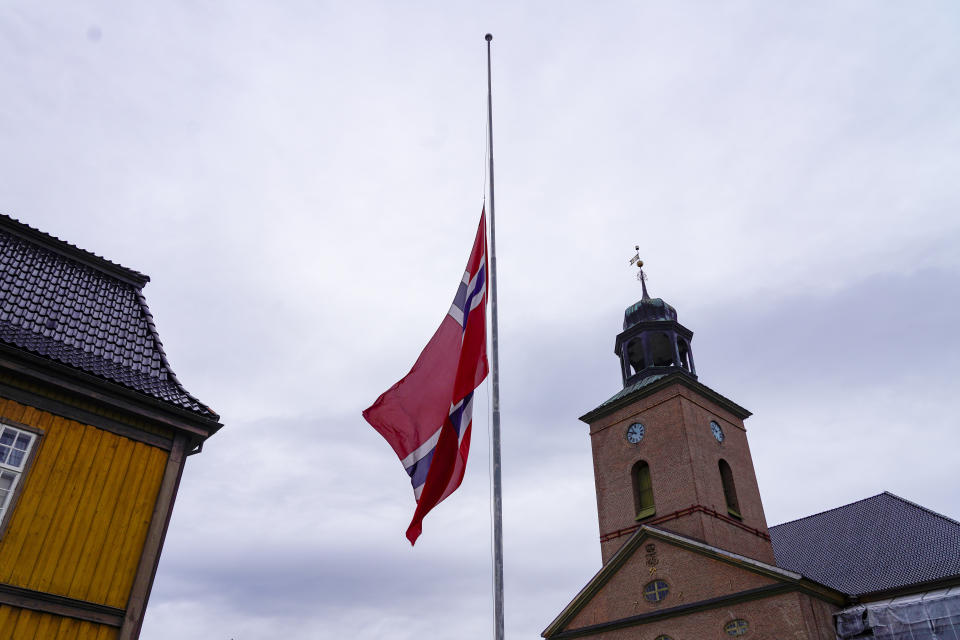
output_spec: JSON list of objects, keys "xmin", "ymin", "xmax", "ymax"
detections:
[
  {"xmin": 710, "ymin": 420, "xmax": 725, "ymax": 443},
  {"xmin": 724, "ymin": 619, "xmax": 749, "ymax": 636},
  {"xmin": 626, "ymin": 422, "xmax": 645, "ymax": 444},
  {"xmin": 643, "ymin": 579, "xmax": 669, "ymax": 603}
]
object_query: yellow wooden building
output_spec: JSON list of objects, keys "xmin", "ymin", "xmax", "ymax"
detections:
[{"xmin": 0, "ymin": 215, "xmax": 222, "ymax": 639}]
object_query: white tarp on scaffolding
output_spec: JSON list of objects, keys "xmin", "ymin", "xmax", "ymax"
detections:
[{"xmin": 837, "ymin": 587, "xmax": 960, "ymax": 640}]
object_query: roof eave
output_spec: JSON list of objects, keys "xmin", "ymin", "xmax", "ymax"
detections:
[
  {"xmin": 0, "ymin": 213, "xmax": 149, "ymax": 288},
  {"xmin": 0, "ymin": 342, "xmax": 221, "ymax": 440},
  {"xmin": 579, "ymin": 370, "xmax": 752, "ymax": 424},
  {"xmin": 854, "ymin": 574, "xmax": 960, "ymax": 603}
]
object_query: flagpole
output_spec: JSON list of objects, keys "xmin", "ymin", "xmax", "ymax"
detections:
[{"xmin": 484, "ymin": 33, "xmax": 505, "ymax": 640}]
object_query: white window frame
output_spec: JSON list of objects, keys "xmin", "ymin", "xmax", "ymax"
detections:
[{"xmin": 0, "ymin": 422, "xmax": 39, "ymax": 530}]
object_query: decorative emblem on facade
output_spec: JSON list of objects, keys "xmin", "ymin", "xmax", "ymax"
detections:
[{"xmin": 645, "ymin": 543, "xmax": 658, "ymax": 566}]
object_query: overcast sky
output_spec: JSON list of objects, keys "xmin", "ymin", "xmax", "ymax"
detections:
[{"xmin": 2, "ymin": 2, "xmax": 959, "ymax": 639}]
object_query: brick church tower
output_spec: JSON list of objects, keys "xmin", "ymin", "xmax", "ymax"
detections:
[
  {"xmin": 543, "ymin": 263, "xmax": 843, "ymax": 639},
  {"xmin": 545, "ymin": 260, "xmax": 960, "ymax": 639},
  {"xmin": 579, "ymin": 267, "xmax": 775, "ymax": 565}
]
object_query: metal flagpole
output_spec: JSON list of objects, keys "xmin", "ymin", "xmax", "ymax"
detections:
[{"xmin": 484, "ymin": 32, "xmax": 505, "ymax": 640}]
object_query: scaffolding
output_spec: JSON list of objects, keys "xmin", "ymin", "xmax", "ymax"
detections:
[{"xmin": 837, "ymin": 587, "xmax": 960, "ymax": 640}]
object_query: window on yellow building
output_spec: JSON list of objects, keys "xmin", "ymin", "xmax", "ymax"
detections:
[{"xmin": 0, "ymin": 423, "xmax": 38, "ymax": 528}]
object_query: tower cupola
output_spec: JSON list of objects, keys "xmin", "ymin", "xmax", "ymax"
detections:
[{"xmin": 615, "ymin": 259, "xmax": 696, "ymax": 387}]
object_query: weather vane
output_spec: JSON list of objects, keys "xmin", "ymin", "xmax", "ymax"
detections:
[
  {"xmin": 629, "ymin": 245, "xmax": 646, "ymax": 281},
  {"xmin": 629, "ymin": 245, "xmax": 650, "ymax": 298}
]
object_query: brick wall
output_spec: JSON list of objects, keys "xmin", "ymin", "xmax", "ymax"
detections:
[
  {"xmin": 587, "ymin": 381, "xmax": 775, "ymax": 564},
  {"xmin": 575, "ymin": 591, "xmax": 825, "ymax": 640},
  {"xmin": 557, "ymin": 536, "xmax": 837, "ymax": 640},
  {"xmin": 569, "ymin": 538, "xmax": 777, "ymax": 629}
]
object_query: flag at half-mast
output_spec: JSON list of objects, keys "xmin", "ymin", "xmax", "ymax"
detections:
[{"xmin": 362, "ymin": 211, "xmax": 489, "ymax": 545}]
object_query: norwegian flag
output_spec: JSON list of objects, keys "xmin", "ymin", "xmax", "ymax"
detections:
[{"xmin": 362, "ymin": 211, "xmax": 489, "ymax": 544}]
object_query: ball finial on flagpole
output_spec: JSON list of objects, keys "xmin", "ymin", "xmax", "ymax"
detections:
[{"xmin": 485, "ymin": 33, "xmax": 493, "ymax": 41}]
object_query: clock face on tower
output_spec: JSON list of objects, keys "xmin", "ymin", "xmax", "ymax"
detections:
[
  {"xmin": 710, "ymin": 420, "xmax": 725, "ymax": 443},
  {"xmin": 626, "ymin": 422, "xmax": 645, "ymax": 444}
]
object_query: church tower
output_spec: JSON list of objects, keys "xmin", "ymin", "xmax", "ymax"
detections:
[{"xmin": 581, "ymin": 261, "xmax": 775, "ymax": 565}]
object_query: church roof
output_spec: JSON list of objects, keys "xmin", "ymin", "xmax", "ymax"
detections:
[
  {"xmin": 0, "ymin": 213, "xmax": 218, "ymax": 419},
  {"xmin": 594, "ymin": 373, "xmax": 668, "ymax": 408},
  {"xmin": 769, "ymin": 492, "xmax": 960, "ymax": 597},
  {"xmin": 580, "ymin": 370, "xmax": 751, "ymax": 423},
  {"xmin": 623, "ymin": 296, "xmax": 677, "ymax": 328}
]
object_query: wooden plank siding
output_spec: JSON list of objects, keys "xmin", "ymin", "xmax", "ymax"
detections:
[
  {"xmin": 0, "ymin": 396, "xmax": 170, "ymax": 616},
  {"xmin": 0, "ymin": 604, "xmax": 118, "ymax": 639}
]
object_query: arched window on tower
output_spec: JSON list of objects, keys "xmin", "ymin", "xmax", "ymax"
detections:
[
  {"xmin": 632, "ymin": 460, "xmax": 655, "ymax": 520},
  {"xmin": 719, "ymin": 459, "xmax": 741, "ymax": 519}
]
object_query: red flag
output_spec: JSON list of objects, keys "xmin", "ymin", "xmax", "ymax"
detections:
[{"xmin": 363, "ymin": 211, "xmax": 489, "ymax": 544}]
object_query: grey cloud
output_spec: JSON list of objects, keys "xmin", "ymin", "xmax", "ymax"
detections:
[{"xmin": 4, "ymin": 2, "xmax": 960, "ymax": 639}]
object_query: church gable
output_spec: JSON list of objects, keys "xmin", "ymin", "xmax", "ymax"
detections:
[{"xmin": 547, "ymin": 527, "xmax": 806, "ymax": 636}]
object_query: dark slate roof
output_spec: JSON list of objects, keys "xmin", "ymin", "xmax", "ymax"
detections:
[
  {"xmin": 580, "ymin": 370, "xmax": 751, "ymax": 423},
  {"xmin": 769, "ymin": 492, "xmax": 960, "ymax": 596},
  {"xmin": 623, "ymin": 297, "xmax": 677, "ymax": 329},
  {"xmin": 596, "ymin": 373, "xmax": 667, "ymax": 409},
  {"xmin": 0, "ymin": 213, "xmax": 218, "ymax": 419}
]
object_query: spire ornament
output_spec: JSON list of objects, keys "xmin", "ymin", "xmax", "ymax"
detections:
[
  {"xmin": 617, "ymin": 250, "xmax": 696, "ymax": 386},
  {"xmin": 629, "ymin": 245, "xmax": 650, "ymax": 300}
]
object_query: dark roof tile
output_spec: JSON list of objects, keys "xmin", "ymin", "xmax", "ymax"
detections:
[
  {"xmin": 0, "ymin": 214, "xmax": 217, "ymax": 419},
  {"xmin": 769, "ymin": 492, "xmax": 960, "ymax": 596}
]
